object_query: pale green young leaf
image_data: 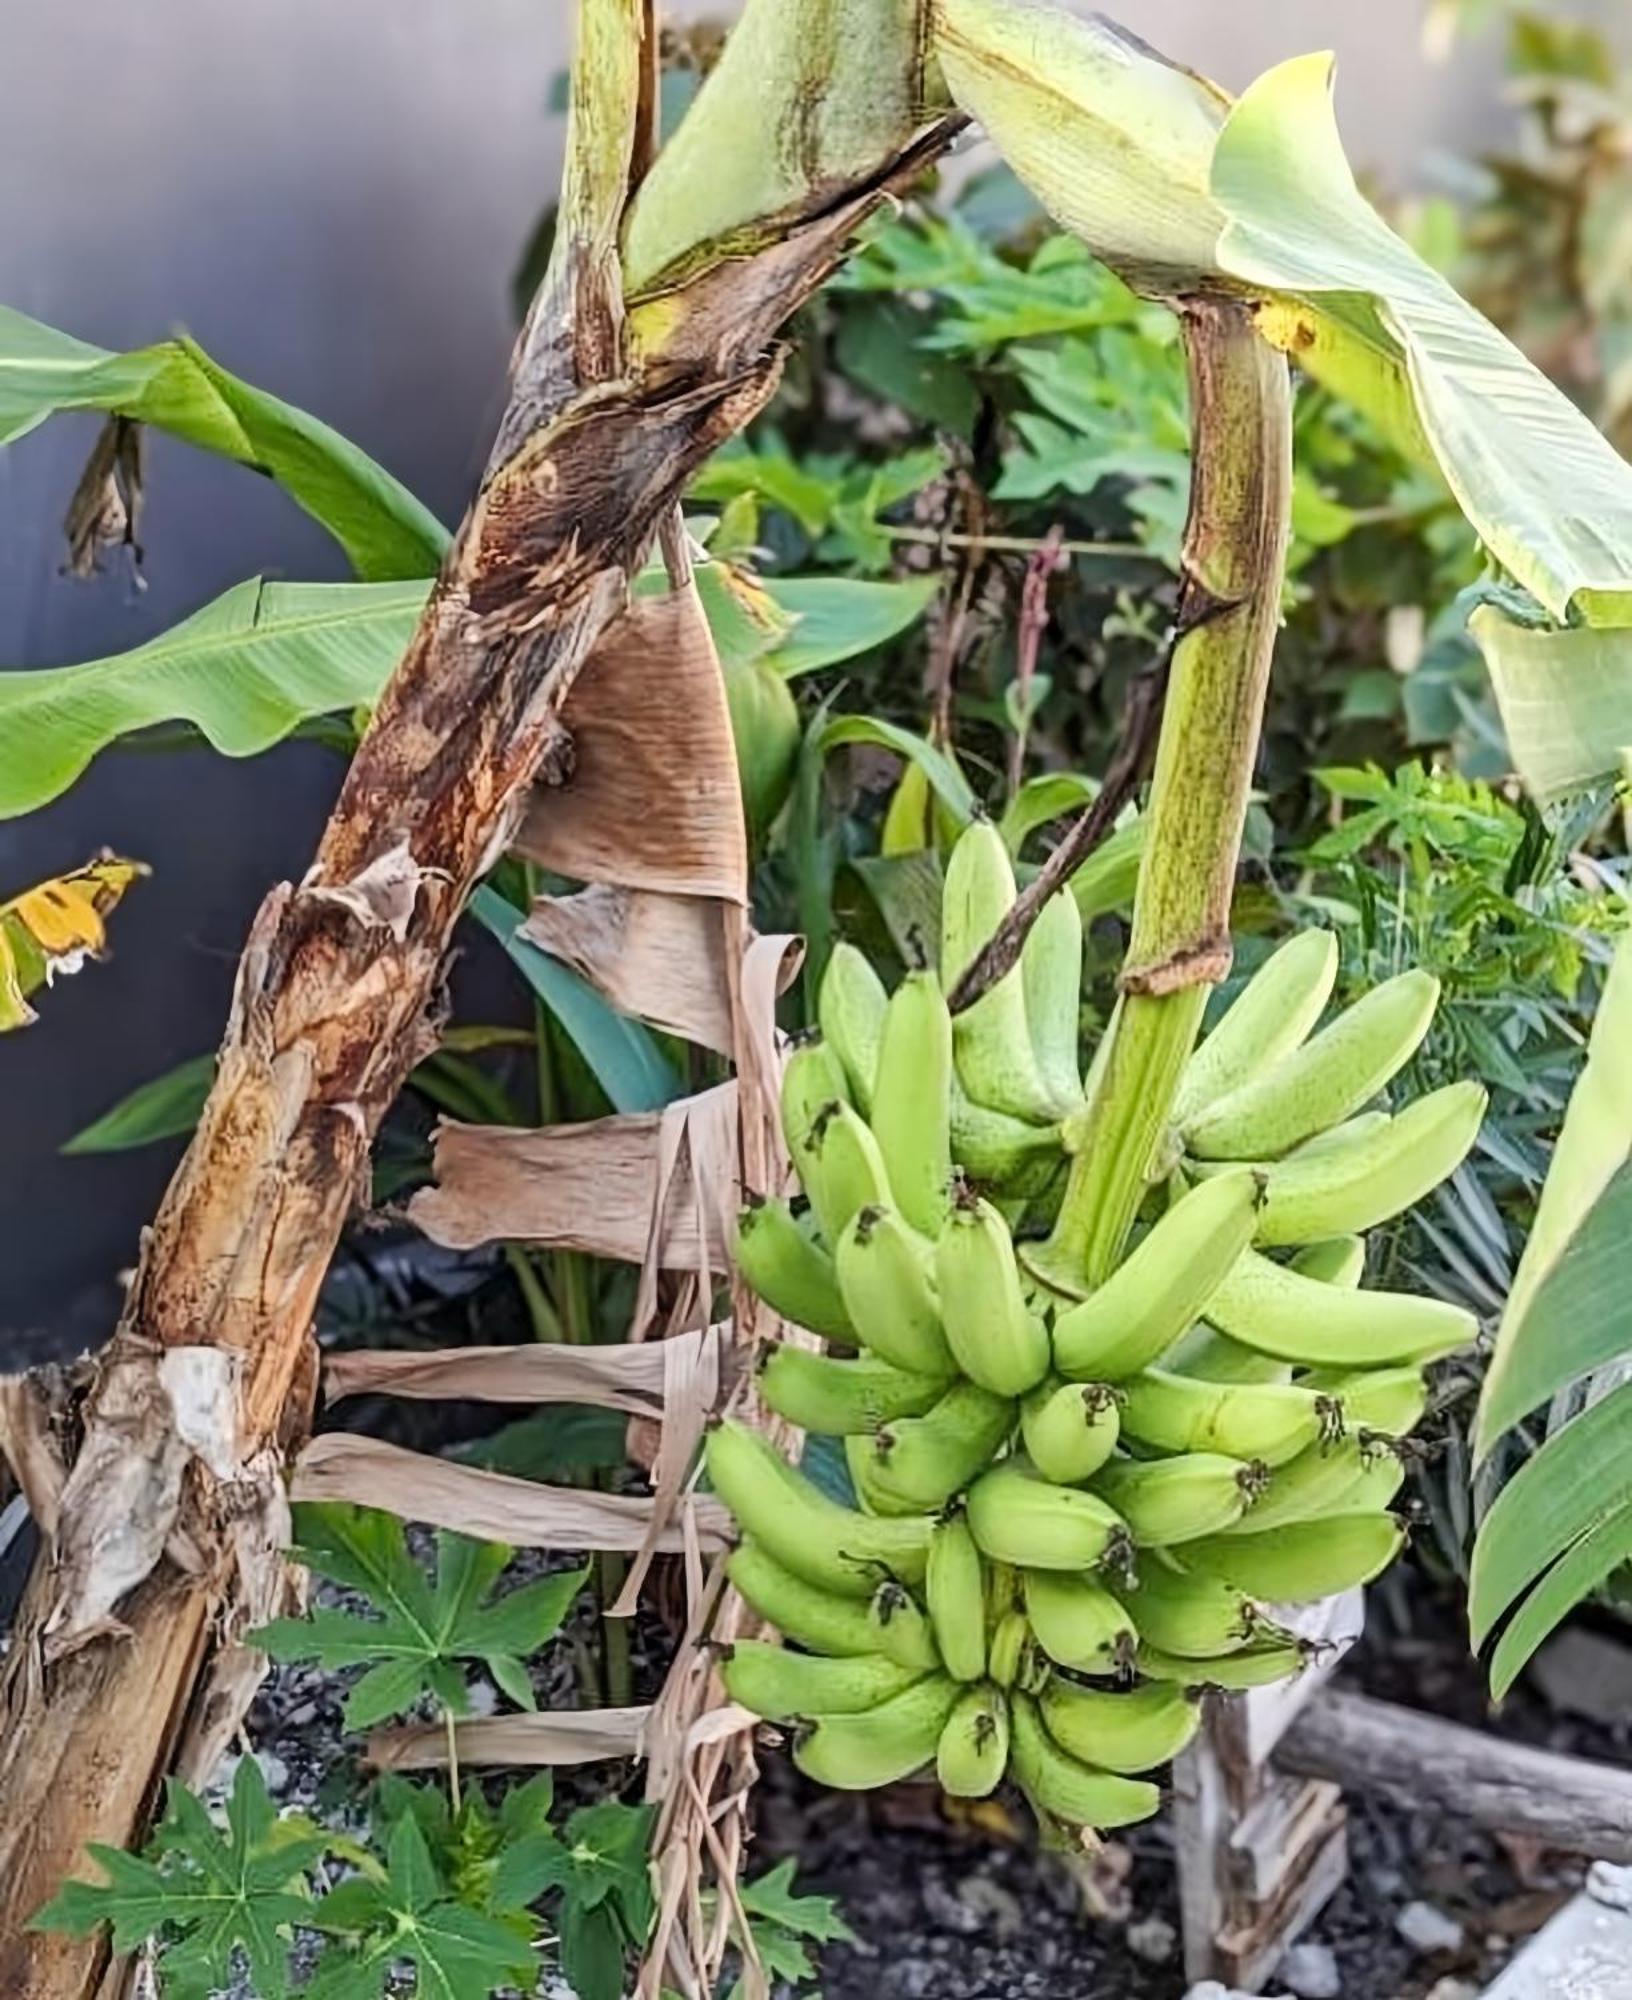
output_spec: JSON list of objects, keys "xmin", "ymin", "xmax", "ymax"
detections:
[
  {"xmin": 932, "ymin": 0, "xmax": 1229, "ymax": 288},
  {"xmin": 1212, "ymin": 53, "xmax": 1632, "ymax": 626},
  {"xmin": 1467, "ymin": 607, "xmax": 1632, "ymax": 801}
]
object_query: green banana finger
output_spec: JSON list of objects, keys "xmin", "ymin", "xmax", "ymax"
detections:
[
  {"xmin": 941, "ymin": 821, "xmax": 1060, "ymax": 1122},
  {"xmin": 935, "ymin": 1185, "xmax": 1051, "ymax": 1396},
  {"xmin": 793, "ymin": 1674, "xmax": 962, "ymax": 1790},
  {"xmin": 781, "ymin": 1039, "xmax": 850, "ymax": 1161},
  {"xmin": 1108, "ymin": 1554, "xmax": 1262, "ymax": 1658},
  {"xmin": 1221, "ymin": 1433, "xmax": 1405, "ymax": 1535},
  {"xmin": 1116, "ymin": 1368, "xmax": 1343, "ymax": 1466},
  {"xmin": 1022, "ymin": 888, "xmax": 1086, "ymax": 1112},
  {"xmin": 1206, "ymin": 1249, "xmax": 1474, "ymax": 1366},
  {"xmin": 987, "ymin": 1608, "xmax": 1033, "ymax": 1690},
  {"xmin": 1009, "ymin": 1692, "xmax": 1161, "ymax": 1830},
  {"xmin": 1179, "ymin": 1511, "xmax": 1406, "ymax": 1602},
  {"xmin": 803, "ymin": 1101, "xmax": 895, "ymax": 1247},
  {"xmin": 734, "ymin": 1198, "xmax": 855, "ymax": 1341},
  {"xmin": 1183, "ymin": 968, "xmax": 1440, "ymax": 1162},
  {"xmin": 819, "ymin": 942, "xmax": 888, "ymax": 1112},
  {"xmin": 1288, "ymin": 1235, "xmax": 1366, "ymax": 1287},
  {"xmin": 870, "ymin": 970, "xmax": 955, "ymax": 1235},
  {"xmin": 706, "ymin": 1421, "xmax": 931, "ymax": 1597},
  {"xmin": 720, "ymin": 1640, "xmax": 924, "ymax": 1721},
  {"xmin": 965, "ymin": 1458, "xmax": 1131, "ymax": 1572},
  {"xmin": 760, "ymin": 1344, "xmax": 950, "ymax": 1436},
  {"xmin": 871, "ymin": 1380, "xmax": 1017, "ymax": 1509},
  {"xmin": 950, "ymin": 1079, "xmax": 1064, "ymax": 1195},
  {"xmin": 848, "ymin": 1440, "xmax": 924, "ymax": 1512},
  {"xmin": 1136, "ymin": 1637, "xmax": 1314, "ymax": 1690},
  {"xmin": 1171, "ymin": 931, "xmax": 1339, "ymax": 1129},
  {"xmin": 834, "ymin": 1204, "xmax": 956, "ymax": 1377},
  {"xmin": 867, "ymin": 1580, "xmax": 943, "ymax": 1672},
  {"xmin": 927, "ymin": 1515, "xmax": 988, "ymax": 1682},
  {"xmin": 727, "ymin": 1543, "xmax": 882, "ymax": 1657},
  {"xmin": 937, "ymin": 1682, "xmax": 1011, "ymax": 1797},
  {"xmin": 846, "ymin": 1434, "xmax": 925, "ymax": 1518},
  {"xmin": 1298, "ymin": 1364, "xmax": 1428, "ymax": 1436},
  {"xmin": 1165, "ymin": 1323, "xmax": 1293, "ymax": 1385},
  {"xmin": 1020, "ymin": 1378, "xmax": 1122, "ymax": 1484},
  {"xmin": 1022, "ymin": 1569, "xmax": 1136, "ymax": 1675},
  {"xmin": 1249, "ymin": 1081, "xmax": 1487, "ymax": 1246},
  {"xmin": 1039, "ymin": 1676, "xmax": 1201, "ymax": 1774},
  {"xmin": 1051, "ymin": 1168, "xmax": 1262, "ymax": 1382},
  {"xmin": 1091, "ymin": 1452, "xmax": 1267, "ymax": 1545}
]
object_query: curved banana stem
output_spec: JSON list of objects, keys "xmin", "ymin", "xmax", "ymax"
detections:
[{"xmin": 1045, "ymin": 295, "xmax": 1293, "ymax": 1286}]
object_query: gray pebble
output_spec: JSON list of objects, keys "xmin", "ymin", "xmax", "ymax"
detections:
[
  {"xmin": 1126, "ymin": 1914, "xmax": 1178, "ymax": 1965},
  {"xmin": 1277, "ymin": 1940, "xmax": 1341, "ymax": 1999},
  {"xmin": 1396, "ymin": 1900, "xmax": 1466, "ymax": 1955}
]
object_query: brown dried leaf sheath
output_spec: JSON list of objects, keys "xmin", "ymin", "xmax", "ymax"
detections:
[
  {"xmin": 409, "ymin": 1084, "xmax": 737, "ymax": 1267},
  {"xmin": 324, "ymin": 1320, "xmax": 726, "ymax": 1411},
  {"xmin": 292, "ymin": 1434, "xmax": 731, "ymax": 1552},
  {"xmin": 368, "ymin": 1705, "xmax": 653, "ymax": 1772},
  {"xmin": 523, "ymin": 886, "xmax": 744, "ymax": 1053},
  {"xmin": 513, "ymin": 585, "xmax": 748, "ymax": 902}
]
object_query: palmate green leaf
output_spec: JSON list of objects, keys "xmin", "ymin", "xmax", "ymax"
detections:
[
  {"xmin": 1476, "ymin": 933, "xmax": 1632, "ymax": 1458},
  {"xmin": 250, "ymin": 1502, "xmax": 588, "ymax": 1730},
  {"xmin": 492, "ymin": 1799, "xmax": 654, "ymax": 2000},
  {"xmin": 0, "ymin": 305, "xmax": 449, "ymax": 580},
  {"xmin": 739, "ymin": 1858, "xmax": 855, "ymax": 1947},
  {"xmin": 1212, "ymin": 53, "xmax": 1632, "ymax": 627},
  {"xmin": 309, "ymin": 1813, "xmax": 536, "ymax": 2000},
  {"xmin": 0, "ymin": 576, "xmax": 428, "ymax": 819},
  {"xmin": 32, "ymin": 1757, "xmax": 325, "ymax": 2000},
  {"xmin": 469, "ymin": 886, "xmax": 682, "ymax": 1115},
  {"xmin": 62, "ymin": 1053, "xmax": 215, "ymax": 1154},
  {"xmin": 1467, "ymin": 607, "xmax": 1632, "ymax": 802}
]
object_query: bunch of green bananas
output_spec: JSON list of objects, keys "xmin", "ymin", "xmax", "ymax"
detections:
[{"xmin": 716, "ymin": 822, "xmax": 1484, "ymax": 1833}]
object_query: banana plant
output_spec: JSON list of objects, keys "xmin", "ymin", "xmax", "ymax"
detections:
[{"xmin": 1470, "ymin": 928, "xmax": 1632, "ymax": 1695}]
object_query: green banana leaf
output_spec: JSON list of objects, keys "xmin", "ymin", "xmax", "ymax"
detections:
[
  {"xmin": 63, "ymin": 1054, "xmax": 215, "ymax": 1154},
  {"xmin": 1467, "ymin": 607, "xmax": 1632, "ymax": 802},
  {"xmin": 0, "ymin": 306, "xmax": 449, "ymax": 581},
  {"xmin": 1211, "ymin": 54, "xmax": 1632, "ymax": 628},
  {"xmin": 1475, "ymin": 933, "xmax": 1632, "ymax": 1457},
  {"xmin": 0, "ymin": 577, "xmax": 431, "ymax": 819},
  {"xmin": 467, "ymin": 888, "xmax": 681, "ymax": 1115},
  {"xmin": 1470, "ymin": 932, "xmax": 1632, "ymax": 1687}
]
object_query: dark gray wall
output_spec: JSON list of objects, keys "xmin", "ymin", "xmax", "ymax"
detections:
[{"xmin": 0, "ymin": 0, "xmax": 1614, "ymax": 1362}]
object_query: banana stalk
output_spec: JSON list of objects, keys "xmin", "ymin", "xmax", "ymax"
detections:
[{"xmin": 1039, "ymin": 300, "xmax": 1294, "ymax": 1287}]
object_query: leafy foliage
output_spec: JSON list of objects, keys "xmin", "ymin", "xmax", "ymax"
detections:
[
  {"xmin": 0, "ymin": 305, "xmax": 450, "ymax": 581},
  {"xmin": 493, "ymin": 1795, "xmax": 657, "ymax": 2000},
  {"xmin": 33, "ymin": 1756, "xmax": 326, "ymax": 2000},
  {"xmin": 251, "ymin": 1504, "xmax": 588, "ymax": 1728}
]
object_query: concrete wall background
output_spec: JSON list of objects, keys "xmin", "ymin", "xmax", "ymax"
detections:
[{"xmin": 0, "ymin": 0, "xmax": 1617, "ymax": 1359}]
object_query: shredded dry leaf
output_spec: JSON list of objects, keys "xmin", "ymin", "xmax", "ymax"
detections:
[
  {"xmin": 324, "ymin": 1322, "xmax": 727, "ymax": 1412},
  {"xmin": 367, "ymin": 1704, "xmax": 653, "ymax": 1772},
  {"xmin": 409, "ymin": 1084, "xmax": 738, "ymax": 1270},
  {"xmin": 291, "ymin": 1433, "xmax": 732, "ymax": 1551},
  {"xmin": 513, "ymin": 586, "xmax": 748, "ymax": 904},
  {"xmin": 522, "ymin": 887, "xmax": 742, "ymax": 1053}
]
